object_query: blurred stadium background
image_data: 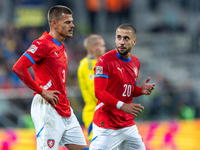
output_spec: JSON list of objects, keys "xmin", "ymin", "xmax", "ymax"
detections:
[{"xmin": 0, "ymin": 0, "xmax": 200, "ymax": 149}]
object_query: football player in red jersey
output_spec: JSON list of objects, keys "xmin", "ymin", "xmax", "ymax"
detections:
[
  {"xmin": 90, "ymin": 24, "xmax": 155, "ymax": 150},
  {"xmin": 12, "ymin": 5, "xmax": 89, "ymax": 150}
]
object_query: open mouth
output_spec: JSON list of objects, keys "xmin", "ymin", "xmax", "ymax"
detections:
[{"xmin": 118, "ymin": 47, "xmax": 126, "ymax": 51}]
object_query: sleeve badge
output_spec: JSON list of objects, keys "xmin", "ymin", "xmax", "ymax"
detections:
[
  {"xmin": 95, "ymin": 66, "xmax": 103, "ymax": 75},
  {"xmin": 27, "ymin": 45, "xmax": 38, "ymax": 53}
]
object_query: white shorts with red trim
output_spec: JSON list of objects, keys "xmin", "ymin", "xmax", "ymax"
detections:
[
  {"xmin": 31, "ymin": 94, "xmax": 87, "ymax": 150},
  {"xmin": 90, "ymin": 123, "xmax": 146, "ymax": 150}
]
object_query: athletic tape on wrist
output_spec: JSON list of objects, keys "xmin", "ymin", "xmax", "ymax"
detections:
[{"xmin": 116, "ymin": 101, "xmax": 124, "ymax": 109}]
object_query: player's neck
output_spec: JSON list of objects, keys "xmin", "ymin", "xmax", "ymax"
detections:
[
  {"xmin": 49, "ymin": 31, "xmax": 65, "ymax": 43},
  {"xmin": 119, "ymin": 53, "xmax": 130, "ymax": 59}
]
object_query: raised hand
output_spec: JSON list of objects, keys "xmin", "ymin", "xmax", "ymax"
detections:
[
  {"xmin": 40, "ymin": 89, "xmax": 61, "ymax": 106},
  {"xmin": 141, "ymin": 77, "xmax": 155, "ymax": 95}
]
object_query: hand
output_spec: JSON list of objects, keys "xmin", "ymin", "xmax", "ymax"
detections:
[
  {"xmin": 120, "ymin": 103, "xmax": 144, "ymax": 116},
  {"xmin": 40, "ymin": 89, "xmax": 61, "ymax": 106},
  {"xmin": 141, "ymin": 77, "xmax": 155, "ymax": 95}
]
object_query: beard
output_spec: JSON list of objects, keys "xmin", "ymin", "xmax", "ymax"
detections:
[{"xmin": 116, "ymin": 47, "xmax": 131, "ymax": 56}]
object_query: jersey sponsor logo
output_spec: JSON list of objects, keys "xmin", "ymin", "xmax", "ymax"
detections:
[
  {"xmin": 95, "ymin": 66, "xmax": 103, "ymax": 75},
  {"xmin": 27, "ymin": 45, "xmax": 38, "ymax": 53},
  {"xmin": 117, "ymin": 67, "xmax": 123, "ymax": 73},
  {"xmin": 36, "ymin": 41, "xmax": 41, "ymax": 45},
  {"xmin": 47, "ymin": 139, "xmax": 55, "ymax": 148},
  {"xmin": 54, "ymin": 51, "xmax": 58, "ymax": 57},
  {"xmin": 133, "ymin": 67, "xmax": 138, "ymax": 77}
]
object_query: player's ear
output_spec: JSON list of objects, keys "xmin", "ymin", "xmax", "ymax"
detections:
[
  {"xmin": 51, "ymin": 20, "xmax": 57, "ymax": 29},
  {"xmin": 132, "ymin": 38, "xmax": 137, "ymax": 46},
  {"xmin": 115, "ymin": 36, "xmax": 117, "ymax": 45}
]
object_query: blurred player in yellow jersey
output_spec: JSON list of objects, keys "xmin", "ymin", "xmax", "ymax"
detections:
[{"xmin": 78, "ymin": 34, "xmax": 106, "ymax": 142}]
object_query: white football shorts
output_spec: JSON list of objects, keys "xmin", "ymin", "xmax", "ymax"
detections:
[
  {"xmin": 31, "ymin": 94, "xmax": 87, "ymax": 150},
  {"xmin": 90, "ymin": 123, "xmax": 146, "ymax": 150}
]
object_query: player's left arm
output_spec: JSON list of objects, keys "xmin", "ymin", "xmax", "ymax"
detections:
[
  {"xmin": 95, "ymin": 77, "xmax": 145, "ymax": 116},
  {"xmin": 133, "ymin": 58, "xmax": 155, "ymax": 96},
  {"xmin": 132, "ymin": 85, "xmax": 142, "ymax": 97},
  {"xmin": 141, "ymin": 77, "xmax": 155, "ymax": 95},
  {"xmin": 133, "ymin": 77, "xmax": 155, "ymax": 97}
]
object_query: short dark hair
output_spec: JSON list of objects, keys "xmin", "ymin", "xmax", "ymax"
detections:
[
  {"xmin": 47, "ymin": 5, "xmax": 72, "ymax": 22},
  {"xmin": 117, "ymin": 24, "xmax": 137, "ymax": 35}
]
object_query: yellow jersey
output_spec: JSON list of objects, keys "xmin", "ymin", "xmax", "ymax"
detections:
[{"xmin": 77, "ymin": 56, "xmax": 97, "ymax": 140}]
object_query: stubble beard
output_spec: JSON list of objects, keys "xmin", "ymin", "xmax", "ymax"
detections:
[{"xmin": 116, "ymin": 47, "xmax": 131, "ymax": 56}]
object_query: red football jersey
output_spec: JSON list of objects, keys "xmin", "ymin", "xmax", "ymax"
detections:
[
  {"xmin": 93, "ymin": 49, "xmax": 140, "ymax": 129},
  {"xmin": 24, "ymin": 32, "xmax": 71, "ymax": 117}
]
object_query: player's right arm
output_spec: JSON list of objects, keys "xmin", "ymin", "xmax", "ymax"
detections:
[
  {"xmin": 94, "ymin": 77, "xmax": 144, "ymax": 116},
  {"xmin": 94, "ymin": 58, "xmax": 144, "ymax": 116},
  {"xmin": 12, "ymin": 42, "xmax": 60, "ymax": 105},
  {"xmin": 12, "ymin": 55, "xmax": 43, "ymax": 94}
]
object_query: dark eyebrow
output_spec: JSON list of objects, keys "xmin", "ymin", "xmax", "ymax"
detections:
[
  {"xmin": 64, "ymin": 20, "xmax": 72, "ymax": 24},
  {"xmin": 124, "ymin": 36, "xmax": 130, "ymax": 39}
]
